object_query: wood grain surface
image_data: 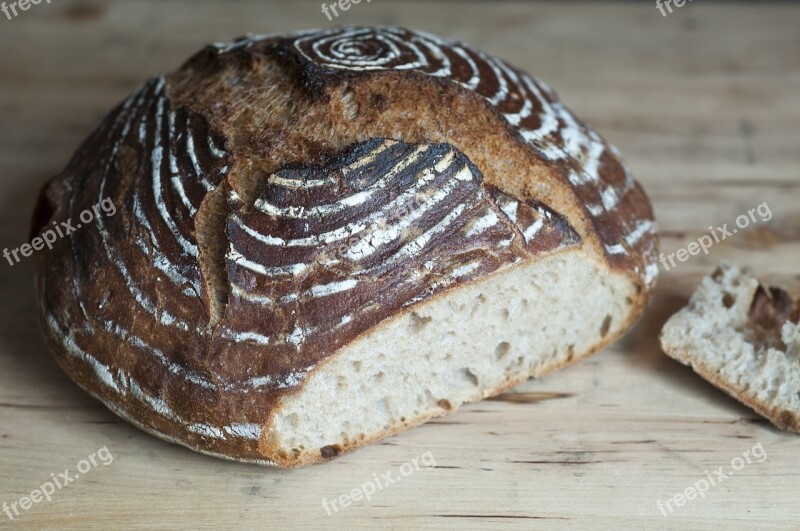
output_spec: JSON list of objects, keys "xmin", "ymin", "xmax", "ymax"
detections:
[{"xmin": 0, "ymin": 1, "xmax": 798, "ymax": 529}]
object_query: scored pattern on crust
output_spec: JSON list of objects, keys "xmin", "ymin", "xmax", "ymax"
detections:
[
  {"xmin": 212, "ymin": 138, "xmax": 580, "ymax": 385},
  {"xmin": 40, "ymin": 77, "xmax": 269, "ymax": 450},
  {"xmin": 38, "ymin": 27, "xmax": 656, "ymax": 459},
  {"xmin": 38, "ymin": 79, "xmax": 579, "ymax": 453},
  {"xmin": 215, "ymin": 26, "xmax": 658, "ymax": 288}
]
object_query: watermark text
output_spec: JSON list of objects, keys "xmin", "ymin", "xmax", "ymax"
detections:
[
  {"xmin": 3, "ymin": 446, "xmax": 114, "ymax": 521},
  {"xmin": 659, "ymin": 201, "xmax": 772, "ymax": 272},
  {"xmin": 657, "ymin": 442, "xmax": 766, "ymax": 516},
  {"xmin": 322, "ymin": 450, "xmax": 435, "ymax": 514},
  {"xmin": 4, "ymin": 197, "xmax": 116, "ymax": 267}
]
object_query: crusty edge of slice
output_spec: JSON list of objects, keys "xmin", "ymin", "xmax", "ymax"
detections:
[
  {"xmin": 662, "ymin": 346, "xmax": 800, "ymax": 433},
  {"xmin": 660, "ymin": 264, "xmax": 800, "ymax": 434}
]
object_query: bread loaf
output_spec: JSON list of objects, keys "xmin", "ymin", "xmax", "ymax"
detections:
[
  {"xmin": 661, "ymin": 263, "xmax": 800, "ymax": 433},
  {"xmin": 33, "ymin": 26, "xmax": 658, "ymax": 467}
]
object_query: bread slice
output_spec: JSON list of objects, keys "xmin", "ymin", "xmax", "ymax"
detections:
[
  {"xmin": 34, "ymin": 26, "xmax": 658, "ymax": 467},
  {"xmin": 660, "ymin": 263, "xmax": 800, "ymax": 433}
]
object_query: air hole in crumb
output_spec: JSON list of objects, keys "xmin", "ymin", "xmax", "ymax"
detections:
[
  {"xmin": 337, "ymin": 376, "xmax": 347, "ymax": 390},
  {"xmin": 476, "ymin": 293, "xmax": 486, "ymax": 304},
  {"xmin": 448, "ymin": 299, "xmax": 466, "ymax": 313},
  {"xmin": 424, "ymin": 389, "xmax": 435, "ymax": 403},
  {"xmin": 722, "ymin": 292, "xmax": 735, "ymax": 309},
  {"xmin": 495, "ymin": 341, "xmax": 511, "ymax": 360},
  {"xmin": 285, "ymin": 413, "xmax": 299, "ymax": 430},
  {"xmin": 463, "ymin": 368, "xmax": 479, "ymax": 386},
  {"xmin": 375, "ymin": 371, "xmax": 385, "ymax": 382},
  {"xmin": 600, "ymin": 315, "xmax": 612, "ymax": 338},
  {"xmin": 376, "ymin": 397, "xmax": 390, "ymax": 418},
  {"xmin": 291, "ymin": 448, "xmax": 301, "ymax": 458},
  {"xmin": 437, "ymin": 399, "xmax": 453, "ymax": 411},
  {"xmin": 410, "ymin": 312, "xmax": 432, "ymax": 332},
  {"xmin": 501, "ymin": 308, "xmax": 510, "ymax": 321},
  {"xmin": 352, "ymin": 361, "xmax": 363, "ymax": 372},
  {"xmin": 522, "ymin": 298, "xmax": 529, "ymax": 309},
  {"xmin": 321, "ymin": 445, "xmax": 342, "ymax": 459},
  {"xmin": 566, "ymin": 344, "xmax": 576, "ymax": 362},
  {"xmin": 625, "ymin": 297, "xmax": 633, "ymax": 305}
]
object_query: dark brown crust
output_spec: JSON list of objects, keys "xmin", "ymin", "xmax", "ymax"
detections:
[
  {"xmin": 33, "ymin": 26, "xmax": 658, "ymax": 466},
  {"xmin": 170, "ymin": 28, "xmax": 657, "ymax": 291},
  {"xmin": 273, "ymin": 27, "xmax": 658, "ymax": 286}
]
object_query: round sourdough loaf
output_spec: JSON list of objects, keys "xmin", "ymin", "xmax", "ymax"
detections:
[{"xmin": 33, "ymin": 26, "xmax": 658, "ymax": 467}]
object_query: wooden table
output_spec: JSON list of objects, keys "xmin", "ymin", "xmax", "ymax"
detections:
[{"xmin": 1, "ymin": 1, "xmax": 798, "ymax": 528}]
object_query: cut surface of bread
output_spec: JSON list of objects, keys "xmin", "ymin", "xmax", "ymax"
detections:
[
  {"xmin": 660, "ymin": 263, "xmax": 800, "ymax": 433},
  {"xmin": 268, "ymin": 251, "xmax": 636, "ymax": 467},
  {"xmin": 33, "ymin": 26, "xmax": 658, "ymax": 467}
]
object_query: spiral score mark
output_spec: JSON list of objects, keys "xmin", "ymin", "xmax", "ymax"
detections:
[{"xmin": 294, "ymin": 27, "xmax": 430, "ymax": 71}]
